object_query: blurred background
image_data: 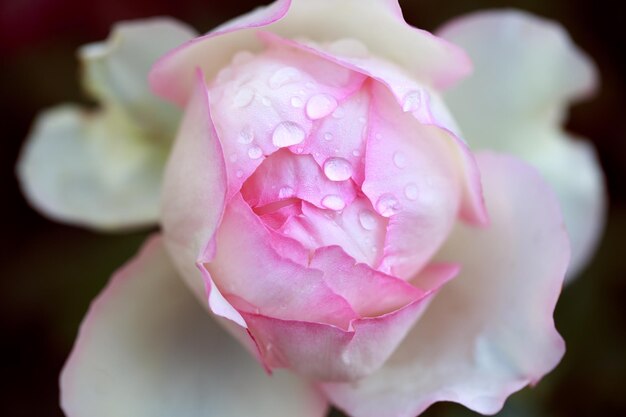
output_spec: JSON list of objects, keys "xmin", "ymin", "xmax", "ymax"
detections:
[{"xmin": 1, "ymin": 0, "xmax": 624, "ymax": 416}]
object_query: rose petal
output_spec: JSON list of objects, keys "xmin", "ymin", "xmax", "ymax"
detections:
[
  {"xmin": 244, "ymin": 289, "xmax": 435, "ymax": 382},
  {"xmin": 323, "ymin": 152, "xmax": 568, "ymax": 417},
  {"xmin": 310, "ymin": 246, "xmax": 425, "ymax": 317},
  {"xmin": 208, "ymin": 41, "xmax": 366, "ymax": 200},
  {"xmin": 150, "ymin": 0, "xmax": 471, "ymax": 105},
  {"xmin": 438, "ymin": 10, "xmax": 604, "ymax": 278},
  {"xmin": 17, "ymin": 105, "xmax": 164, "ymax": 230},
  {"xmin": 61, "ymin": 235, "xmax": 328, "ymax": 417},
  {"xmin": 81, "ymin": 18, "xmax": 195, "ymax": 138},
  {"xmin": 150, "ymin": 0, "xmax": 292, "ymax": 105},
  {"xmin": 362, "ymin": 83, "xmax": 463, "ymax": 279},
  {"xmin": 280, "ymin": 197, "xmax": 387, "ymax": 268},
  {"xmin": 209, "ymin": 194, "xmax": 358, "ymax": 328},
  {"xmin": 160, "ymin": 70, "xmax": 243, "ymax": 325},
  {"xmin": 257, "ymin": 31, "xmax": 488, "ymax": 226},
  {"xmin": 241, "ymin": 149, "xmax": 357, "ymax": 211}
]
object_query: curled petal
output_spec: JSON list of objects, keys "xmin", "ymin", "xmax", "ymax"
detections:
[
  {"xmin": 17, "ymin": 106, "xmax": 164, "ymax": 230},
  {"xmin": 160, "ymin": 70, "xmax": 241, "ymax": 324},
  {"xmin": 362, "ymin": 83, "xmax": 462, "ymax": 279},
  {"xmin": 323, "ymin": 152, "xmax": 568, "ymax": 417},
  {"xmin": 208, "ymin": 194, "xmax": 358, "ymax": 329},
  {"xmin": 81, "ymin": 18, "xmax": 195, "ymax": 138},
  {"xmin": 61, "ymin": 235, "xmax": 328, "ymax": 417},
  {"xmin": 438, "ymin": 10, "xmax": 604, "ymax": 277},
  {"xmin": 149, "ymin": 0, "xmax": 471, "ymax": 105}
]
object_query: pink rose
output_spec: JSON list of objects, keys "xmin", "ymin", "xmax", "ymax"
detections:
[{"xmin": 18, "ymin": 1, "xmax": 605, "ymax": 417}]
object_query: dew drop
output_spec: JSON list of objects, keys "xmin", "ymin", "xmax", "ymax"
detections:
[
  {"xmin": 233, "ymin": 87, "xmax": 255, "ymax": 108},
  {"xmin": 404, "ymin": 183, "xmax": 418, "ymax": 200},
  {"xmin": 279, "ymin": 186, "xmax": 295, "ymax": 199},
  {"xmin": 269, "ymin": 67, "xmax": 301, "ymax": 89},
  {"xmin": 321, "ymin": 195, "xmax": 346, "ymax": 211},
  {"xmin": 323, "ymin": 157, "xmax": 353, "ymax": 181},
  {"xmin": 216, "ymin": 68, "xmax": 232, "ymax": 82},
  {"xmin": 295, "ymin": 146, "xmax": 304, "ymax": 154},
  {"xmin": 306, "ymin": 94, "xmax": 338, "ymax": 120},
  {"xmin": 352, "ymin": 149, "xmax": 361, "ymax": 157},
  {"xmin": 236, "ymin": 169, "xmax": 244, "ymax": 178},
  {"xmin": 359, "ymin": 210, "xmax": 377, "ymax": 231},
  {"xmin": 393, "ymin": 151, "xmax": 406, "ymax": 168},
  {"xmin": 272, "ymin": 121, "xmax": 306, "ymax": 147},
  {"xmin": 247, "ymin": 146, "xmax": 263, "ymax": 160},
  {"xmin": 238, "ymin": 127, "xmax": 254, "ymax": 144},
  {"xmin": 261, "ymin": 96, "xmax": 271, "ymax": 107},
  {"xmin": 324, "ymin": 132, "xmax": 333, "ymax": 141},
  {"xmin": 376, "ymin": 194, "xmax": 401, "ymax": 217},
  {"xmin": 290, "ymin": 96, "xmax": 304, "ymax": 108},
  {"xmin": 402, "ymin": 91, "xmax": 421, "ymax": 112},
  {"xmin": 332, "ymin": 107, "xmax": 345, "ymax": 119}
]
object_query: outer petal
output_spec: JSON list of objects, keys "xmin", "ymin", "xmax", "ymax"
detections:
[
  {"xmin": 362, "ymin": 83, "xmax": 463, "ymax": 279},
  {"xmin": 159, "ymin": 70, "xmax": 243, "ymax": 325},
  {"xmin": 17, "ymin": 106, "xmax": 165, "ymax": 230},
  {"xmin": 81, "ymin": 18, "xmax": 196, "ymax": 139},
  {"xmin": 61, "ymin": 235, "xmax": 327, "ymax": 417},
  {"xmin": 323, "ymin": 153, "xmax": 568, "ymax": 417},
  {"xmin": 150, "ymin": 0, "xmax": 470, "ymax": 105},
  {"xmin": 438, "ymin": 10, "xmax": 604, "ymax": 277}
]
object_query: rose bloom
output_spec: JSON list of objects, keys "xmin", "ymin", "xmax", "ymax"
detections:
[{"xmin": 18, "ymin": 1, "xmax": 605, "ymax": 417}]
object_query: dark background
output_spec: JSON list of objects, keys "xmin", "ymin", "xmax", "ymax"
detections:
[{"xmin": 1, "ymin": 1, "xmax": 624, "ymax": 416}]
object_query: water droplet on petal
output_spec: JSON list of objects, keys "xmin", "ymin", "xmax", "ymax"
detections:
[
  {"xmin": 404, "ymin": 183, "xmax": 418, "ymax": 200},
  {"xmin": 306, "ymin": 94, "xmax": 338, "ymax": 120},
  {"xmin": 238, "ymin": 127, "xmax": 254, "ymax": 144},
  {"xmin": 269, "ymin": 67, "xmax": 301, "ymax": 89},
  {"xmin": 393, "ymin": 151, "xmax": 406, "ymax": 168},
  {"xmin": 290, "ymin": 96, "xmax": 304, "ymax": 108},
  {"xmin": 376, "ymin": 194, "xmax": 401, "ymax": 217},
  {"xmin": 295, "ymin": 146, "xmax": 304, "ymax": 154},
  {"xmin": 216, "ymin": 68, "xmax": 232, "ymax": 82},
  {"xmin": 402, "ymin": 91, "xmax": 421, "ymax": 112},
  {"xmin": 261, "ymin": 96, "xmax": 271, "ymax": 106},
  {"xmin": 236, "ymin": 169, "xmax": 244, "ymax": 178},
  {"xmin": 324, "ymin": 132, "xmax": 333, "ymax": 141},
  {"xmin": 321, "ymin": 195, "xmax": 345, "ymax": 211},
  {"xmin": 272, "ymin": 121, "xmax": 306, "ymax": 147},
  {"xmin": 323, "ymin": 157, "xmax": 353, "ymax": 181},
  {"xmin": 233, "ymin": 87, "xmax": 255, "ymax": 108},
  {"xmin": 248, "ymin": 146, "xmax": 263, "ymax": 160},
  {"xmin": 352, "ymin": 149, "xmax": 361, "ymax": 157},
  {"xmin": 332, "ymin": 107, "xmax": 345, "ymax": 119},
  {"xmin": 359, "ymin": 210, "xmax": 377, "ymax": 231},
  {"xmin": 279, "ymin": 186, "xmax": 295, "ymax": 199}
]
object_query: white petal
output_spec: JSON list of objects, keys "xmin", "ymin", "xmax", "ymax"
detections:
[
  {"xmin": 18, "ymin": 106, "xmax": 165, "ymax": 230},
  {"xmin": 150, "ymin": 0, "xmax": 470, "ymax": 105},
  {"xmin": 61, "ymin": 235, "xmax": 327, "ymax": 417},
  {"xmin": 81, "ymin": 18, "xmax": 196, "ymax": 138},
  {"xmin": 322, "ymin": 153, "xmax": 568, "ymax": 417},
  {"xmin": 438, "ymin": 10, "xmax": 605, "ymax": 278}
]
